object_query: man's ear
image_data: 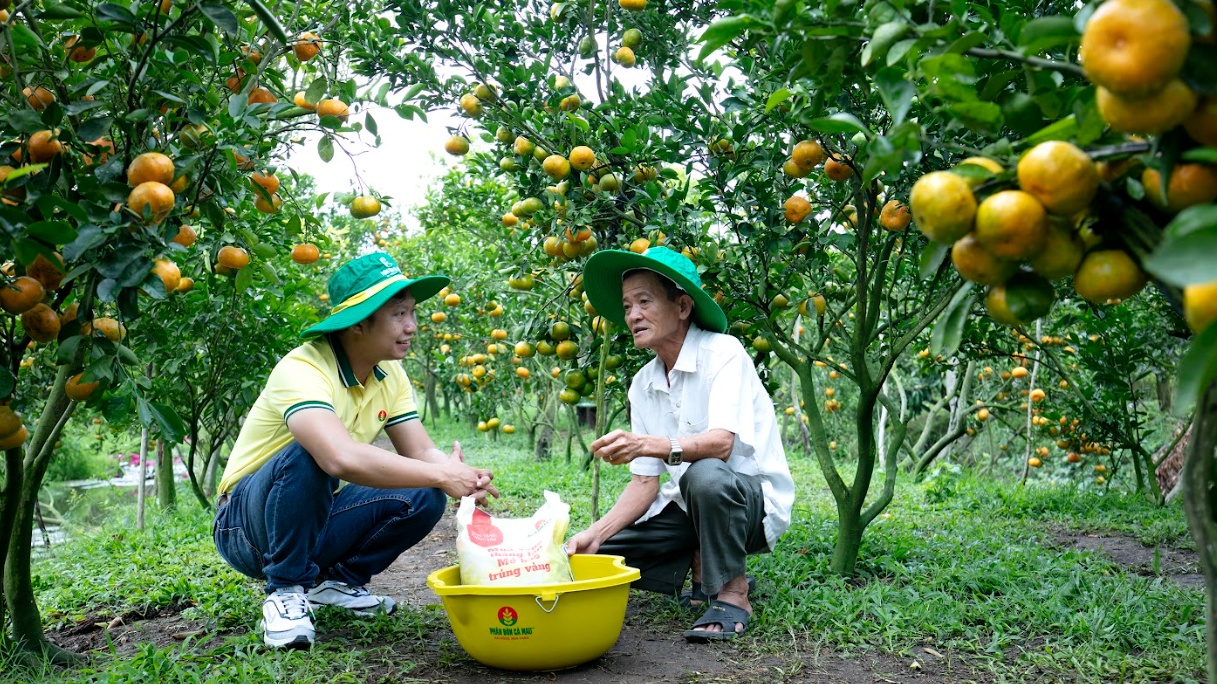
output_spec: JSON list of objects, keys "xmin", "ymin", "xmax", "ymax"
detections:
[{"xmin": 679, "ymin": 293, "xmax": 694, "ymax": 321}]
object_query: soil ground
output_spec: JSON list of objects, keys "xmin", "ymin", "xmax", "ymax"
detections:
[{"xmin": 45, "ymin": 511, "xmax": 1199, "ymax": 684}]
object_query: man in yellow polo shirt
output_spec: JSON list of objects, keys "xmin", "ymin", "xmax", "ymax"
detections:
[{"xmin": 213, "ymin": 251, "xmax": 497, "ymax": 649}]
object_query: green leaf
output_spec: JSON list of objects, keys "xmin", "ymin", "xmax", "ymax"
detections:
[
  {"xmin": 0, "ymin": 368, "xmax": 12, "ymax": 400},
  {"xmin": 241, "ymin": 0, "xmax": 288, "ymax": 44},
  {"xmin": 148, "ymin": 401, "xmax": 187, "ymax": 443},
  {"xmin": 318, "ymin": 136, "xmax": 334, "ymax": 163},
  {"xmin": 235, "ymin": 263, "xmax": 254, "ymax": 292},
  {"xmin": 365, "ymin": 112, "xmax": 379, "ymax": 137},
  {"xmin": 77, "ymin": 117, "xmax": 113, "ymax": 143},
  {"xmin": 1174, "ymin": 323, "xmax": 1217, "ymax": 412},
  {"xmin": 861, "ymin": 20, "xmax": 908, "ymax": 67},
  {"xmin": 947, "ymin": 101, "xmax": 1003, "ymax": 132},
  {"xmin": 944, "ymin": 31, "xmax": 988, "ymax": 55},
  {"xmin": 117, "ymin": 344, "xmax": 140, "ymax": 366},
  {"xmin": 875, "ymin": 68, "xmax": 914, "ymax": 125},
  {"xmin": 919, "ymin": 242, "xmax": 949, "ymax": 279},
  {"xmin": 251, "ymin": 243, "xmax": 276, "ymax": 259},
  {"xmin": 38, "ymin": 3, "xmax": 84, "ymax": 20},
  {"xmin": 1019, "ymin": 115, "xmax": 1078, "ymax": 147},
  {"xmin": 1016, "ymin": 16, "xmax": 1079, "ymax": 53},
  {"xmin": 199, "ymin": 4, "xmax": 239, "ymax": 37},
  {"xmin": 697, "ymin": 15, "xmax": 755, "ymax": 61},
  {"xmin": 1143, "ymin": 206, "xmax": 1217, "ymax": 285},
  {"xmin": 805, "ymin": 112, "xmax": 869, "ymax": 136},
  {"xmin": 2, "ymin": 164, "xmax": 48, "ymax": 182},
  {"xmin": 24, "ymin": 220, "xmax": 77, "ymax": 245},
  {"xmin": 886, "ymin": 38, "xmax": 918, "ymax": 66},
  {"xmin": 1183, "ymin": 147, "xmax": 1217, "ymax": 163},
  {"xmin": 95, "ymin": 3, "xmax": 138, "ymax": 28},
  {"xmin": 930, "ymin": 284, "xmax": 974, "ymax": 358},
  {"xmin": 764, "ymin": 88, "xmax": 792, "ymax": 114}
]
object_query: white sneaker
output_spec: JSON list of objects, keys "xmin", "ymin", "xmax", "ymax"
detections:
[
  {"xmin": 260, "ymin": 586, "xmax": 314, "ymax": 649},
  {"xmin": 307, "ymin": 580, "xmax": 396, "ymax": 616}
]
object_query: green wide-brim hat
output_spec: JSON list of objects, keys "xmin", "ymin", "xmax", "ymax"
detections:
[
  {"xmin": 583, "ymin": 246, "xmax": 727, "ymax": 334},
  {"xmin": 301, "ymin": 251, "xmax": 449, "ymax": 338}
]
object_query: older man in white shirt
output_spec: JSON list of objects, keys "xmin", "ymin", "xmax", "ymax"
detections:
[{"xmin": 565, "ymin": 246, "xmax": 795, "ymax": 642}]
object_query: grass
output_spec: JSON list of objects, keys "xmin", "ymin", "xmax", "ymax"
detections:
[{"xmin": 4, "ymin": 418, "xmax": 1205, "ymax": 683}]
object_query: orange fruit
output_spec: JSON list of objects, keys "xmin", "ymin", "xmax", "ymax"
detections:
[
  {"xmin": 177, "ymin": 277, "xmax": 194, "ymax": 292},
  {"xmin": 550, "ymin": 321, "xmax": 572, "ymax": 341},
  {"xmin": 459, "ymin": 93, "xmax": 482, "ymax": 117},
  {"xmin": 430, "ymin": 311, "xmax": 446, "ymax": 323},
  {"xmin": 250, "ymin": 171, "xmax": 280, "ymax": 195},
  {"xmin": 172, "ymin": 224, "xmax": 196, "ymax": 248},
  {"xmin": 951, "ymin": 233, "xmax": 1017, "ymax": 286},
  {"xmin": 1030, "ymin": 388, "xmax": 1046, "ymax": 403},
  {"xmin": 90, "ymin": 316, "xmax": 126, "ymax": 341},
  {"xmin": 21, "ymin": 303, "xmax": 59, "ymax": 342},
  {"xmin": 614, "ymin": 46, "xmax": 636, "ymax": 67},
  {"xmin": 977, "ymin": 408, "xmax": 990, "ymax": 421},
  {"xmin": 1095, "ymin": 80, "xmax": 1198, "ymax": 135},
  {"xmin": 973, "ymin": 190, "xmax": 1049, "ymax": 260},
  {"xmin": 293, "ymin": 32, "xmax": 321, "ymax": 62},
  {"xmin": 1184, "ymin": 96, "xmax": 1217, "ymax": 147},
  {"xmin": 291, "ymin": 244, "xmax": 320, "ymax": 264},
  {"xmin": 543, "ymin": 154, "xmax": 571, "ymax": 180},
  {"xmin": 255, "ymin": 194, "xmax": 282, "ymax": 214},
  {"xmin": 1184, "ymin": 279, "xmax": 1217, "ymax": 333},
  {"xmin": 152, "ymin": 258, "xmax": 181, "ymax": 293},
  {"xmin": 27, "ymin": 130, "xmax": 63, "ymax": 163},
  {"xmin": 1073, "ymin": 249, "xmax": 1148, "ymax": 303},
  {"xmin": 792, "ymin": 140, "xmax": 826, "ymax": 170},
  {"xmin": 1028, "ymin": 457, "xmax": 1042, "ymax": 468},
  {"xmin": 23, "ymin": 86, "xmax": 54, "ymax": 110},
  {"xmin": 127, "ymin": 152, "xmax": 175, "ymax": 187},
  {"xmin": 65, "ymin": 373, "xmax": 99, "ymax": 402},
  {"xmin": 128, "ymin": 182, "xmax": 175, "ymax": 223},
  {"xmin": 784, "ymin": 196, "xmax": 812, "ymax": 224},
  {"xmin": 502, "ymin": 213, "xmax": 519, "ymax": 227},
  {"xmin": 910, "ymin": 171, "xmax": 977, "ymax": 243},
  {"xmin": 0, "ymin": 407, "xmax": 22, "ymax": 440},
  {"xmin": 26, "ymin": 252, "xmax": 65, "ymax": 291},
  {"xmin": 293, "ymin": 91, "xmax": 317, "ymax": 110},
  {"xmin": 1016, "ymin": 141, "xmax": 1099, "ymax": 216},
  {"xmin": 65, "ymin": 36, "xmax": 97, "ymax": 62},
  {"xmin": 1142, "ymin": 164, "xmax": 1217, "ymax": 213},
  {"xmin": 217, "ymin": 245, "xmax": 250, "ymax": 270},
  {"xmin": 444, "ymin": 136, "xmax": 470, "ymax": 156},
  {"xmin": 350, "ymin": 195, "xmax": 382, "ymax": 218},
  {"xmin": 555, "ymin": 340, "xmax": 579, "ymax": 360},
  {"xmin": 629, "ymin": 237, "xmax": 651, "ymax": 253},
  {"xmin": 1012, "ymin": 366, "xmax": 1029, "ymax": 379},
  {"xmin": 782, "ymin": 158, "xmax": 809, "ymax": 178},
  {"xmin": 316, "ymin": 99, "xmax": 349, "ymax": 122},
  {"xmin": 1079, "ymin": 0, "xmax": 1191, "ymax": 95},
  {"xmin": 569, "ymin": 146, "xmax": 595, "ymax": 171},
  {"xmin": 0, "ymin": 426, "xmax": 28, "ymax": 451},
  {"xmin": 824, "ymin": 158, "xmax": 853, "ymax": 181},
  {"xmin": 619, "ymin": 0, "xmax": 646, "ymax": 9},
  {"xmin": 247, "ymin": 88, "xmax": 277, "ymax": 105},
  {"xmin": 879, "ymin": 199, "xmax": 911, "ymax": 231},
  {"xmin": 1027, "ymin": 224, "xmax": 1085, "ymax": 281}
]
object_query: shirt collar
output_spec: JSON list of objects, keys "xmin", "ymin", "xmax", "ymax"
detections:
[
  {"xmin": 641, "ymin": 322, "xmax": 704, "ymax": 391},
  {"xmin": 326, "ymin": 334, "xmax": 387, "ymax": 388}
]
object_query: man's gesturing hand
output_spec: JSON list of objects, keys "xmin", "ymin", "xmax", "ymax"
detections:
[
  {"xmin": 440, "ymin": 441, "xmax": 499, "ymax": 502},
  {"xmin": 589, "ymin": 430, "xmax": 659, "ymax": 466}
]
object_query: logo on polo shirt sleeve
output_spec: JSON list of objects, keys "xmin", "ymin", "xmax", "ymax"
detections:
[{"xmin": 378, "ymin": 410, "xmax": 387, "ymax": 422}]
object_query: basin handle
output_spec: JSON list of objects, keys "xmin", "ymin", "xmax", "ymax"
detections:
[{"xmin": 535, "ymin": 594, "xmax": 560, "ymax": 613}]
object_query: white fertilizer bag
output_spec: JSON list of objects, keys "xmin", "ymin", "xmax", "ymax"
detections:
[{"xmin": 456, "ymin": 490, "xmax": 574, "ymax": 586}]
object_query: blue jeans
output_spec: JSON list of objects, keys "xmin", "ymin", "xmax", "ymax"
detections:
[{"xmin": 213, "ymin": 442, "xmax": 447, "ymax": 593}]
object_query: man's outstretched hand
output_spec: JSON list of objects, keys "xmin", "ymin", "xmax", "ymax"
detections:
[{"xmin": 440, "ymin": 440, "xmax": 498, "ymax": 502}]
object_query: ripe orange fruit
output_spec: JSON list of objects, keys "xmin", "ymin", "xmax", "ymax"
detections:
[
  {"xmin": 217, "ymin": 245, "xmax": 250, "ymax": 270},
  {"xmin": 824, "ymin": 157, "xmax": 853, "ymax": 181},
  {"xmin": 782, "ymin": 158, "xmax": 809, "ymax": 178},
  {"xmin": 247, "ymin": 88, "xmax": 277, "ymax": 105},
  {"xmin": 555, "ymin": 340, "xmax": 579, "ymax": 360},
  {"xmin": 1079, "ymin": 0, "xmax": 1191, "ymax": 95},
  {"xmin": 128, "ymin": 182, "xmax": 175, "ymax": 223},
  {"xmin": 977, "ymin": 408, "xmax": 990, "ymax": 421},
  {"xmin": 177, "ymin": 277, "xmax": 194, "ymax": 292},
  {"xmin": 0, "ymin": 406, "xmax": 22, "ymax": 440},
  {"xmin": 910, "ymin": 171, "xmax": 977, "ymax": 244},
  {"xmin": 127, "ymin": 152, "xmax": 175, "ymax": 187},
  {"xmin": 293, "ymin": 32, "xmax": 321, "ymax": 62},
  {"xmin": 1030, "ymin": 388, "xmax": 1046, "ymax": 403},
  {"xmin": 152, "ymin": 258, "xmax": 181, "ymax": 293},
  {"xmin": 1073, "ymin": 249, "xmax": 1148, "ymax": 303},
  {"xmin": 549, "ymin": 321, "xmax": 572, "ymax": 341},
  {"xmin": 173, "ymin": 224, "xmax": 196, "ymax": 248},
  {"xmin": 65, "ymin": 373, "xmax": 99, "ymax": 402},
  {"xmin": 1142, "ymin": 164, "xmax": 1217, "ymax": 213},
  {"xmin": 951, "ymin": 233, "xmax": 1017, "ymax": 286},
  {"xmin": 1184, "ymin": 279, "xmax": 1217, "ymax": 333},
  {"xmin": 430, "ymin": 311, "xmax": 446, "ymax": 324},
  {"xmin": 879, "ymin": 199, "xmax": 911, "ymax": 231},
  {"xmin": 23, "ymin": 86, "xmax": 54, "ymax": 110},
  {"xmin": 445, "ymin": 136, "xmax": 470, "ymax": 156},
  {"xmin": 614, "ymin": 45, "xmax": 636, "ymax": 67},
  {"xmin": 1027, "ymin": 224, "xmax": 1084, "ymax": 281},
  {"xmin": 293, "ymin": 91, "xmax": 317, "ymax": 110},
  {"xmin": 973, "ymin": 190, "xmax": 1049, "ymax": 260},
  {"xmin": 443, "ymin": 292, "xmax": 461, "ymax": 307},
  {"xmin": 316, "ymin": 99, "xmax": 349, "ymax": 122},
  {"xmin": 255, "ymin": 194, "xmax": 282, "ymax": 214},
  {"xmin": 1012, "ymin": 366, "xmax": 1029, "ymax": 379},
  {"xmin": 27, "ymin": 130, "xmax": 63, "ymax": 163},
  {"xmin": 1184, "ymin": 96, "xmax": 1217, "ymax": 147},
  {"xmin": 569, "ymin": 146, "xmax": 595, "ymax": 171},
  {"xmin": 350, "ymin": 195, "xmax": 382, "ymax": 218},
  {"xmin": 21, "ymin": 303, "xmax": 59, "ymax": 342},
  {"xmin": 1016, "ymin": 141, "xmax": 1099, "ymax": 216},
  {"xmin": 543, "ymin": 154, "xmax": 571, "ymax": 180},
  {"xmin": 1095, "ymin": 80, "xmax": 1198, "ymax": 135},
  {"xmin": 629, "ymin": 237, "xmax": 651, "ymax": 253},
  {"xmin": 26, "ymin": 252, "xmax": 65, "ymax": 291},
  {"xmin": 0, "ymin": 426, "xmax": 28, "ymax": 451},
  {"xmin": 289, "ymin": 244, "xmax": 319, "ymax": 265},
  {"xmin": 251, "ymin": 172, "xmax": 280, "ymax": 195},
  {"xmin": 792, "ymin": 140, "xmax": 826, "ymax": 170},
  {"xmin": 1028, "ymin": 457, "xmax": 1042, "ymax": 468},
  {"xmin": 619, "ymin": 0, "xmax": 646, "ymax": 9},
  {"xmin": 65, "ymin": 36, "xmax": 97, "ymax": 62},
  {"xmin": 783, "ymin": 196, "xmax": 812, "ymax": 224}
]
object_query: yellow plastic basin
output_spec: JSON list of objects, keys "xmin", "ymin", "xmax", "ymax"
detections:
[{"xmin": 427, "ymin": 554, "xmax": 640, "ymax": 671}]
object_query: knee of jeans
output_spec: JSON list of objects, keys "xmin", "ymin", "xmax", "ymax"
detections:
[
  {"xmin": 416, "ymin": 487, "xmax": 447, "ymax": 526},
  {"xmin": 680, "ymin": 459, "xmax": 734, "ymax": 500}
]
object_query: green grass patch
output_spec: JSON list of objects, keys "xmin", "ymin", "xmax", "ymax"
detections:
[{"xmin": 8, "ymin": 421, "xmax": 1204, "ymax": 683}]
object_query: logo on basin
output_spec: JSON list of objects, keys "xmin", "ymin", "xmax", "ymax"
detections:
[{"xmin": 497, "ymin": 606, "xmax": 518, "ymax": 626}]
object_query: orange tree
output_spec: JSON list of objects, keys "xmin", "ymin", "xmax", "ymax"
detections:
[{"xmin": 0, "ymin": 0, "xmax": 383, "ymax": 662}]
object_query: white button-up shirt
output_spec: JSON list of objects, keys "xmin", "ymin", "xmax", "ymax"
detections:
[{"xmin": 627, "ymin": 324, "xmax": 795, "ymax": 550}]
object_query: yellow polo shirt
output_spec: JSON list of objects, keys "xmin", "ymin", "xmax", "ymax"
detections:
[{"xmin": 217, "ymin": 335, "xmax": 419, "ymax": 494}]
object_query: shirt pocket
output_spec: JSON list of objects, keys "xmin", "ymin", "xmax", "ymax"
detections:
[{"xmin": 678, "ymin": 399, "xmax": 709, "ymax": 436}]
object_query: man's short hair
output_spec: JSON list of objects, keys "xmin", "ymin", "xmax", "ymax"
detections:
[{"xmin": 623, "ymin": 268, "xmax": 686, "ymax": 302}]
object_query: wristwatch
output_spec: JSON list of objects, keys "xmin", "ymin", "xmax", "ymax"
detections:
[{"xmin": 667, "ymin": 437, "xmax": 683, "ymax": 466}]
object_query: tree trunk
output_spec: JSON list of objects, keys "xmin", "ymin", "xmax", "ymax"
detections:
[
  {"xmin": 830, "ymin": 497, "xmax": 864, "ymax": 576},
  {"xmin": 157, "ymin": 440, "xmax": 176, "ymax": 510},
  {"xmin": 535, "ymin": 390, "xmax": 556, "ymax": 460},
  {"xmin": 1182, "ymin": 382, "xmax": 1217, "ymax": 684}
]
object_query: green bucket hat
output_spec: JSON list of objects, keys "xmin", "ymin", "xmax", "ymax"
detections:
[
  {"xmin": 301, "ymin": 252, "xmax": 449, "ymax": 338},
  {"xmin": 583, "ymin": 246, "xmax": 727, "ymax": 334}
]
